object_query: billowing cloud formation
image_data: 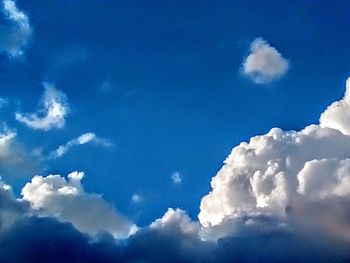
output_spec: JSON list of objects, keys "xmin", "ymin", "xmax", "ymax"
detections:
[
  {"xmin": 199, "ymin": 77, "xmax": 350, "ymax": 243},
  {"xmin": 49, "ymin": 132, "xmax": 113, "ymax": 159},
  {"xmin": 21, "ymin": 171, "xmax": 135, "ymax": 238},
  {"xmin": 15, "ymin": 83, "xmax": 70, "ymax": 131},
  {"xmin": 0, "ymin": 0, "xmax": 32, "ymax": 57},
  {"xmin": 242, "ymin": 38, "xmax": 289, "ymax": 84}
]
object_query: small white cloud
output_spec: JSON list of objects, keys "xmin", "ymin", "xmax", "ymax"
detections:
[
  {"xmin": 15, "ymin": 83, "xmax": 70, "ymax": 131},
  {"xmin": 0, "ymin": 0, "xmax": 32, "ymax": 58},
  {"xmin": 171, "ymin": 171, "xmax": 182, "ymax": 185},
  {"xmin": 49, "ymin": 132, "xmax": 113, "ymax": 159},
  {"xmin": 242, "ymin": 38, "xmax": 289, "ymax": 84},
  {"xmin": 131, "ymin": 194, "xmax": 141, "ymax": 204}
]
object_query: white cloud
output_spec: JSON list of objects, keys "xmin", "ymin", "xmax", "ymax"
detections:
[
  {"xmin": 171, "ymin": 171, "xmax": 182, "ymax": 185},
  {"xmin": 242, "ymin": 38, "xmax": 289, "ymax": 84},
  {"xmin": 198, "ymin": 77, "xmax": 350, "ymax": 240},
  {"xmin": 0, "ymin": 0, "xmax": 32, "ymax": 57},
  {"xmin": 15, "ymin": 83, "xmax": 70, "ymax": 131},
  {"xmin": 131, "ymin": 194, "xmax": 141, "ymax": 203},
  {"xmin": 49, "ymin": 132, "xmax": 113, "ymax": 159},
  {"xmin": 21, "ymin": 171, "xmax": 136, "ymax": 238}
]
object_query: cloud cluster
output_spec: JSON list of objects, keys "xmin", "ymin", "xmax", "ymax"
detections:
[
  {"xmin": 3, "ymin": 76, "xmax": 350, "ymax": 261},
  {"xmin": 49, "ymin": 132, "xmax": 113, "ymax": 159},
  {"xmin": 0, "ymin": 0, "xmax": 32, "ymax": 58},
  {"xmin": 15, "ymin": 83, "xmax": 70, "ymax": 131},
  {"xmin": 242, "ymin": 38, "xmax": 289, "ymax": 84}
]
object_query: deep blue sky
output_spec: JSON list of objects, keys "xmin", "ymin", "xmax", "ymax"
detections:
[{"xmin": 1, "ymin": 0, "xmax": 350, "ymax": 225}]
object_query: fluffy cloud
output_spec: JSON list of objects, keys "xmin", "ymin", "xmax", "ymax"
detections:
[
  {"xmin": 15, "ymin": 83, "xmax": 70, "ymax": 131},
  {"xmin": 49, "ymin": 132, "xmax": 113, "ymax": 159},
  {"xmin": 21, "ymin": 171, "xmax": 135, "ymax": 238},
  {"xmin": 0, "ymin": 0, "xmax": 32, "ymax": 57},
  {"xmin": 151, "ymin": 208, "xmax": 200, "ymax": 235},
  {"xmin": 242, "ymin": 38, "xmax": 289, "ymax": 84},
  {"xmin": 198, "ymin": 77, "xmax": 350, "ymax": 243}
]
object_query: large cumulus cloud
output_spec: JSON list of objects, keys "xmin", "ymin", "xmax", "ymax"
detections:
[{"xmin": 199, "ymin": 77, "xmax": 350, "ymax": 244}]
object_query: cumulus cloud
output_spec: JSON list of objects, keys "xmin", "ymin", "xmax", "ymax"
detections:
[
  {"xmin": 21, "ymin": 171, "xmax": 135, "ymax": 238},
  {"xmin": 242, "ymin": 38, "xmax": 289, "ymax": 84},
  {"xmin": 198, "ymin": 77, "xmax": 350, "ymax": 243},
  {"xmin": 49, "ymin": 132, "xmax": 113, "ymax": 159},
  {"xmin": 171, "ymin": 171, "xmax": 182, "ymax": 185},
  {"xmin": 0, "ymin": 0, "xmax": 32, "ymax": 58},
  {"xmin": 15, "ymin": 83, "xmax": 70, "ymax": 131}
]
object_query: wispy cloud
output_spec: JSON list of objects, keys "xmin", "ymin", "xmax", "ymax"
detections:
[
  {"xmin": 171, "ymin": 171, "xmax": 182, "ymax": 185},
  {"xmin": 131, "ymin": 194, "xmax": 142, "ymax": 204},
  {"xmin": 0, "ymin": 0, "xmax": 32, "ymax": 58},
  {"xmin": 49, "ymin": 132, "xmax": 113, "ymax": 159},
  {"xmin": 242, "ymin": 37, "xmax": 289, "ymax": 84},
  {"xmin": 15, "ymin": 83, "xmax": 70, "ymax": 131}
]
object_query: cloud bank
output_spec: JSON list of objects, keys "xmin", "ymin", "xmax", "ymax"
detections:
[
  {"xmin": 2, "ymin": 78, "xmax": 350, "ymax": 262},
  {"xmin": 15, "ymin": 83, "xmax": 70, "ymax": 131},
  {"xmin": 242, "ymin": 38, "xmax": 289, "ymax": 84},
  {"xmin": 49, "ymin": 132, "xmax": 113, "ymax": 159},
  {"xmin": 0, "ymin": 0, "xmax": 32, "ymax": 58}
]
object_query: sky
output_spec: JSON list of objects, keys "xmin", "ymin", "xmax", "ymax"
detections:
[{"xmin": 0, "ymin": 0, "xmax": 350, "ymax": 262}]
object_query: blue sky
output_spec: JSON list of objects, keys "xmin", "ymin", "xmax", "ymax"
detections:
[{"xmin": 1, "ymin": 1, "xmax": 350, "ymax": 262}]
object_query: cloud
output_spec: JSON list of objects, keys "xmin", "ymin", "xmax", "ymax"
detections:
[
  {"xmin": 2, "ymin": 77, "xmax": 350, "ymax": 261},
  {"xmin": 242, "ymin": 38, "xmax": 289, "ymax": 84},
  {"xmin": 0, "ymin": 0, "xmax": 32, "ymax": 58},
  {"xmin": 131, "ymin": 194, "xmax": 142, "ymax": 203},
  {"xmin": 15, "ymin": 83, "xmax": 70, "ymax": 131},
  {"xmin": 0, "ymin": 124, "xmax": 39, "ymax": 177},
  {"xmin": 198, "ymin": 77, "xmax": 350, "ymax": 242},
  {"xmin": 21, "ymin": 171, "xmax": 135, "ymax": 238},
  {"xmin": 151, "ymin": 208, "xmax": 200, "ymax": 235},
  {"xmin": 49, "ymin": 132, "xmax": 113, "ymax": 159},
  {"xmin": 171, "ymin": 171, "xmax": 182, "ymax": 185},
  {"xmin": 320, "ymin": 78, "xmax": 350, "ymax": 135}
]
